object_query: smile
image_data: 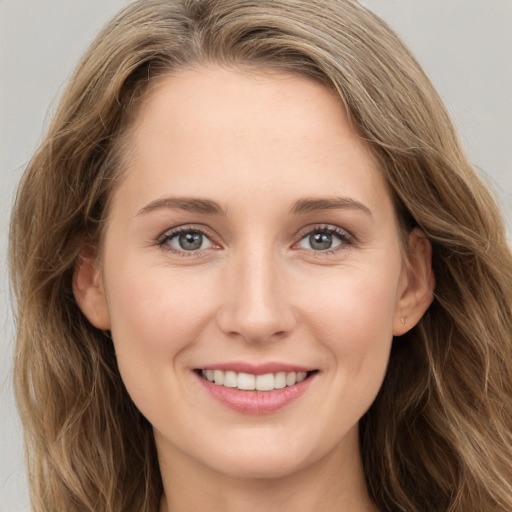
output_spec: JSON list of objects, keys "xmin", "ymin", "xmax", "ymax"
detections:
[
  {"xmin": 199, "ymin": 369, "xmax": 312, "ymax": 391},
  {"xmin": 195, "ymin": 366, "xmax": 318, "ymax": 414}
]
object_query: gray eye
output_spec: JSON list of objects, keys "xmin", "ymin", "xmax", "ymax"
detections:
[
  {"xmin": 298, "ymin": 230, "xmax": 344, "ymax": 251},
  {"xmin": 167, "ymin": 230, "xmax": 213, "ymax": 251},
  {"xmin": 179, "ymin": 232, "xmax": 203, "ymax": 250},
  {"xmin": 309, "ymin": 232, "xmax": 334, "ymax": 250}
]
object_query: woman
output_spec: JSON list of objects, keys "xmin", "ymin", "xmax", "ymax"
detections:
[{"xmin": 9, "ymin": 1, "xmax": 512, "ymax": 511}]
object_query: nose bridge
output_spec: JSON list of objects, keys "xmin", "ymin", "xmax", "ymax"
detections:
[{"xmin": 217, "ymin": 241, "xmax": 295, "ymax": 343}]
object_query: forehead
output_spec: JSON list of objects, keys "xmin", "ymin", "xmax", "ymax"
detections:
[
  {"xmin": 130, "ymin": 66, "xmax": 356, "ymax": 150},
  {"xmin": 114, "ymin": 66, "xmax": 392, "ymax": 219}
]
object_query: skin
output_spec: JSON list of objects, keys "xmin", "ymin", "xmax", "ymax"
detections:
[{"xmin": 74, "ymin": 66, "xmax": 434, "ymax": 512}]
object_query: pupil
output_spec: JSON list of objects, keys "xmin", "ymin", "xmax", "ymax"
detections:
[
  {"xmin": 179, "ymin": 232, "xmax": 202, "ymax": 250},
  {"xmin": 310, "ymin": 232, "xmax": 332, "ymax": 250}
]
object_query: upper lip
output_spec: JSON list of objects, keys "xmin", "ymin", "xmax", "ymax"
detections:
[{"xmin": 196, "ymin": 361, "xmax": 316, "ymax": 375}]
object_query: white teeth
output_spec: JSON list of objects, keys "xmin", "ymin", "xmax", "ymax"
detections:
[
  {"xmin": 213, "ymin": 370, "xmax": 224, "ymax": 385},
  {"xmin": 274, "ymin": 372, "xmax": 287, "ymax": 389},
  {"xmin": 223, "ymin": 371, "xmax": 237, "ymax": 388},
  {"xmin": 200, "ymin": 369, "xmax": 312, "ymax": 391},
  {"xmin": 237, "ymin": 372, "xmax": 255, "ymax": 390},
  {"xmin": 256, "ymin": 373, "xmax": 274, "ymax": 391},
  {"xmin": 286, "ymin": 372, "xmax": 297, "ymax": 386}
]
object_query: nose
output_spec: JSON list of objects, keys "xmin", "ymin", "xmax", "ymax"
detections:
[{"xmin": 216, "ymin": 247, "xmax": 297, "ymax": 344}]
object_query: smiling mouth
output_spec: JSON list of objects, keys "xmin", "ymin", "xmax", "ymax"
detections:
[{"xmin": 196, "ymin": 369, "xmax": 318, "ymax": 391}]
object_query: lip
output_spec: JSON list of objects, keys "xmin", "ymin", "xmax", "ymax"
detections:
[{"xmin": 193, "ymin": 364, "xmax": 318, "ymax": 415}]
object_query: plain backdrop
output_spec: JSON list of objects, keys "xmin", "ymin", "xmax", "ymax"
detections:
[{"xmin": 1, "ymin": 1, "xmax": 511, "ymax": 510}]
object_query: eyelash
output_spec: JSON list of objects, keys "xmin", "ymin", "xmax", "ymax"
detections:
[{"xmin": 156, "ymin": 224, "xmax": 354, "ymax": 256}]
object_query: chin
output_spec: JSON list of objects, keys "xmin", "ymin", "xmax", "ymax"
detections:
[
  {"xmin": 212, "ymin": 452, "xmax": 311, "ymax": 480},
  {"xmin": 195, "ymin": 430, "xmax": 328, "ymax": 481}
]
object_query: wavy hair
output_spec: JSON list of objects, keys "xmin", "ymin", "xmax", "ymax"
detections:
[{"xmin": 9, "ymin": 1, "xmax": 512, "ymax": 510}]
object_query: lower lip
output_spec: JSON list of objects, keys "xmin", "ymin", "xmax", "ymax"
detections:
[{"xmin": 195, "ymin": 372, "xmax": 316, "ymax": 414}]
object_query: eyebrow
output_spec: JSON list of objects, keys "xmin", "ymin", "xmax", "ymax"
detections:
[
  {"xmin": 136, "ymin": 195, "xmax": 371, "ymax": 217},
  {"xmin": 137, "ymin": 197, "xmax": 226, "ymax": 216},
  {"xmin": 289, "ymin": 197, "xmax": 372, "ymax": 216}
]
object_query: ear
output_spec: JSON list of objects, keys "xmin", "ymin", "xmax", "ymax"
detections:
[
  {"xmin": 393, "ymin": 228, "xmax": 435, "ymax": 336},
  {"xmin": 72, "ymin": 246, "xmax": 111, "ymax": 330}
]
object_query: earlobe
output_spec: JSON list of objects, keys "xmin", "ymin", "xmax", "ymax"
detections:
[
  {"xmin": 393, "ymin": 228, "xmax": 435, "ymax": 336},
  {"xmin": 73, "ymin": 246, "xmax": 111, "ymax": 330}
]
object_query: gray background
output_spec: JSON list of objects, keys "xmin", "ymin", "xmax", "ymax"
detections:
[{"xmin": 1, "ymin": 1, "xmax": 511, "ymax": 510}]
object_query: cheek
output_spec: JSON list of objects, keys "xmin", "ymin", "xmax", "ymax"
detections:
[
  {"xmin": 305, "ymin": 268, "xmax": 400, "ymax": 342},
  {"xmin": 301, "ymin": 267, "xmax": 400, "ymax": 391},
  {"xmin": 103, "ymin": 259, "xmax": 216, "ymax": 393},
  {"xmin": 103, "ymin": 261, "xmax": 219, "ymax": 422}
]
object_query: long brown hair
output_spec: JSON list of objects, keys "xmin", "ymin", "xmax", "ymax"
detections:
[{"xmin": 10, "ymin": 1, "xmax": 512, "ymax": 510}]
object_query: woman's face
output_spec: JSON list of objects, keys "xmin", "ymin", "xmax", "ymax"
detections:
[{"xmin": 76, "ymin": 66, "xmax": 432, "ymax": 480}]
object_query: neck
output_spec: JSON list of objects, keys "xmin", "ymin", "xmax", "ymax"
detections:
[{"xmin": 156, "ymin": 427, "xmax": 377, "ymax": 512}]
